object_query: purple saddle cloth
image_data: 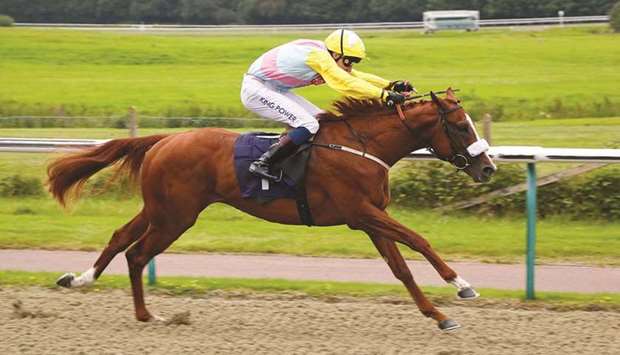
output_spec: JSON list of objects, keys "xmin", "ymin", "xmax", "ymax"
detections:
[{"xmin": 233, "ymin": 133, "xmax": 298, "ymax": 203}]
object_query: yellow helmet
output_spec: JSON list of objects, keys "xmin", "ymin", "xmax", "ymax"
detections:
[{"xmin": 324, "ymin": 29, "xmax": 366, "ymax": 60}]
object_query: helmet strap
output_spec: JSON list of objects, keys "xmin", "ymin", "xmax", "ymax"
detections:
[{"xmin": 340, "ymin": 29, "xmax": 345, "ymax": 56}]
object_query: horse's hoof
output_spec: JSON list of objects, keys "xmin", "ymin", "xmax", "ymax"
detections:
[
  {"xmin": 457, "ymin": 287, "xmax": 480, "ymax": 300},
  {"xmin": 56, "ymin": 273, "xmax": 75, "ymax": 288},
  {"xmin": 136, "ymin": 313, "xmax": 165, "ymax": 322},
  {"xmin": 438, "ymin": 319, "xmax": 461, "ymax": 332},
  {"xmin": 152, "ymin": 314, "xmax": 166, "ymax": 322}
]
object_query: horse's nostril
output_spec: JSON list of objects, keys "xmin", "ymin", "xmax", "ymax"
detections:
[{"xmin": 482, "ymin": 166, "xmax": 495, "ymax": 177}]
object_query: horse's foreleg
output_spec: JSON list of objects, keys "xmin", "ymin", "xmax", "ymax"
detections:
[
  {"xmin": 352, "ymin": 206, "xmax": 479, "ymax": 300},
  {"xmin": 56, "ymin": 211, "xmax": 148, "ymax": 289},
  {"xmin": 368, "ymin": 235, "xmax": 460, "ymax": 330}
]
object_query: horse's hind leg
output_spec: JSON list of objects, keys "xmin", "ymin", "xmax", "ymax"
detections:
[
  {"xmin": 369, "ymin": 235, "xmax": 459, "ymax": 332},
  {"xmin": 56, "ymin": 211, "xmax": 148, "ymax": 288},
  {"xmin": 125, "ymin": 217, "xmax": 196, "ymax": 321}
]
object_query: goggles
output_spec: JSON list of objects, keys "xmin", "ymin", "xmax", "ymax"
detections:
[{"xmin": 342, "ymin": 56, "xmax": 362, "ymax": 66}]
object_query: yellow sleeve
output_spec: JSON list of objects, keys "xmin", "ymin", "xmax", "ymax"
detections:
[
  {"xmin": 350, "ymin": 69, "xmax": 391, "ymax": 89},
  {"xmin": 305, "ymin": 49, "xmax": 383, "ymax": 100}
]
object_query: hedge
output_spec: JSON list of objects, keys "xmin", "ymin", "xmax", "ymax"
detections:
[
  {"xmin": 390, "ymin": 162, "xmax": 620, "ymax": 220},
  {"xmin": 0, "ymin": 14, "xmax": 13, "ymax": 26}
]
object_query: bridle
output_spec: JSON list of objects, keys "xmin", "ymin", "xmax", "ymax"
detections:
[
  {"xmin": 395, "ymin": 96, "xmax": 489, "ymax": 170},
  {"xmin": 313, "ymin": 92, "xmax": 489, "ymax": 172}
]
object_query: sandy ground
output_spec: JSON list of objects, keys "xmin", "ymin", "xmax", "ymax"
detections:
[{"xmin": 1, "ymin": 287, "xmax": 619, "ymax": 355}]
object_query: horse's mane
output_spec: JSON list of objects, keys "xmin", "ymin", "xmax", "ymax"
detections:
[{"xmin": 317, "ymin": 97, "xmax": 428, "ymax": 122}]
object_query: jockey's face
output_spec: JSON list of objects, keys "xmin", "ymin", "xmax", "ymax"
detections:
[{"xmin": 331, "ymin": 52, "xmax": 358, "ymax": 73}]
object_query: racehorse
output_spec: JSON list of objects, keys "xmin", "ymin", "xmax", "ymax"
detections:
[{"xmin": 47, "ymin": 88, "xmax": 496, "ymax": 332}]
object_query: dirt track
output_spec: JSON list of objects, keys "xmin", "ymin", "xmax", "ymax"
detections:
[{"xmin": 1, "ymin": 287, "xmax": 619, "ymax": 355}]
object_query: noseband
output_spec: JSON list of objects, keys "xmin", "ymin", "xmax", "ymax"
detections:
[{"xmin": 395, "ymin": 103, "xmax": 489, "ymax": 170}]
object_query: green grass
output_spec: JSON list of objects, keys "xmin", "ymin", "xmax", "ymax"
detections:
[
  {"xmin": 1, "ymin": 270, "xmax": 619, "ymax": 309},
  {"xmin": 1, "ymin": 197, "xmax": 619, "ymax": 265},
  {"xmin": 1, "ymin": 26, "xmax": 619, "ymax": 119},
  {"xmin": 488, "ymin": 117, "xmax": 620, "ymax": 148}
]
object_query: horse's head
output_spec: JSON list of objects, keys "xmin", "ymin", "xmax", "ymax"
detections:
[{"xmin": 426, "ymin": 88, "xmax": 496, "ymax": 182}]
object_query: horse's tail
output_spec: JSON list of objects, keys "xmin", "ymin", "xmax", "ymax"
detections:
[{"xmin": 47, "ymin": 134, "xmax": 169, "ymax": 207}]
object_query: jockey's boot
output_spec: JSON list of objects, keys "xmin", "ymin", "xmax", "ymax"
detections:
[{"xmin": 249, "ymin": 135, "xmax": 298, "ymax": 181}]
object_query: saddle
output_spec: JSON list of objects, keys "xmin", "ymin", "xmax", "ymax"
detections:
[{"xmin": 233, "ymin": 132, "xmax": 314, "ymax": 225}]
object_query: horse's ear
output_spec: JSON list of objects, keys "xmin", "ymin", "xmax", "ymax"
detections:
[
  {"xmin": 446, "ymin": 87, "xmax": 454, "ymax": 98},
  {"xmin": 430, "ymin": 91, "xmax": 444, "ymax": 109},
  {"xmin": 445, "ymin": 87, "xmax": 460, "ymax": 103}
]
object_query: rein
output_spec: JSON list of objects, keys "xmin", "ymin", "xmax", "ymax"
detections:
[{"xmin": 404, "ymin": 89, "xmax": 460, "ymax": 102}]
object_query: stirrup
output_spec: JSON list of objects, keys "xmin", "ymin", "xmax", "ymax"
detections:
[{"xmin": 249, "ymin": 162, "xmax": 283, "ymax": 182}]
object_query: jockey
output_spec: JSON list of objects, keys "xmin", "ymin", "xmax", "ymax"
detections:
[{"xmin": 241, "ymin": 29, "xmax": 415, "ymax": 181}]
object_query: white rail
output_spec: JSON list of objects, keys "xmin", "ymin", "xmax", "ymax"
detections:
[
  {"xmin": 0, "ymin": 138, "xmax": 109, "ymax": 153},
  {"xmin": 14, "ymin": 15, "xmax": 609, "ymax": 32},
  {"xmin": 2, "ymin": 138, "xmax": 620, "ymax": 163}
]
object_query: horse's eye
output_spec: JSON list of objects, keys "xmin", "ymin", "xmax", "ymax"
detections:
[{"xmin": 456, "ymin": 121, "xmax": 469, "ymax": 132}]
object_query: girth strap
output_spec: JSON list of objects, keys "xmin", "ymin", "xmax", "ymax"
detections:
[
  {"xmin": 295, "ymin": 179, "xmax": 314, "ymax": 226},
  {"xmin": 281, "ymin": 143, "xmax": 315, "ymax": 226}
]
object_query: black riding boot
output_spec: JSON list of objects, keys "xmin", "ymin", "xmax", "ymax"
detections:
[{"xmin": 249, "ymin": 135, "xmax": 298, "ymax": 181}]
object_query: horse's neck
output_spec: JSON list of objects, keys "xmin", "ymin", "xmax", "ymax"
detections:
[{"xmin": 320, "ymin": 111, "xmax": 431, "ymax": 167}]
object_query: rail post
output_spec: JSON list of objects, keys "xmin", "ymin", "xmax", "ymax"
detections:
[
  {"xmin": 128, "ymin": 106, "xmax": 138, "ymax": 137},
  {"xmin": 525, "ymin": 162, "xmax": 537, "ymax": 299},
  {"xmin": 483, "ymin": 113, "xmax": 492, "ymax": 145},
  {"xmin": 148, "ymin": 257, "xmax": 157, "ymax": 286}
]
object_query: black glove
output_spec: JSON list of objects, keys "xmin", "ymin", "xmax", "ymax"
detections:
[
  {"xmin": 382, "ymin": 90, "xmax": 406, "ymax": 108},
  {"xmin": 389, "ymin": 80, "xmax": 416, "ymax": 94}
]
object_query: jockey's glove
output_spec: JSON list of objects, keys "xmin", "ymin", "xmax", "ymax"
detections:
[
  {"xmin": 388, "ymin": 80, "xmax": 417, "ymax": 94},
  {"xmin": 382, "ymin": 90, "xmax": 406, "ymax": 108}
]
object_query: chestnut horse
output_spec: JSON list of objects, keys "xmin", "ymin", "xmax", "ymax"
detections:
[{"xmin": 47, "ymin": 89, "xmax": 495, "ymax": 331}]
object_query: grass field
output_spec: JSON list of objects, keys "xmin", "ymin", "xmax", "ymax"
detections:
[
  {"xmin": 2, "ymin": 197, "xmax": 619, "ymax": 265},
  {"xmin": 1, "ymin": 26, "xmax": 619, "ymax": 119},
  {"xmin": 1, "ymin": 271, "xmax": 619, "ymax": 307}
]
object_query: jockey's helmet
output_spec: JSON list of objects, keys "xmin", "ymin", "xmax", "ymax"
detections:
[{"xmin": 324, "ymin": 29, "xmax": 366, "ymax": 60}]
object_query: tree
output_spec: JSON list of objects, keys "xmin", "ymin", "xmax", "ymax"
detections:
[
  {"xmin": 96, "ymin": 0, "xmax": 131, "ymax": 23},
  {"xmin": 610, "ymin": 1, "xmax": 620, "ymax": 32},
  {"xmin": 129, "ymin": 0, "xmax": 181, "ymax": 23}
]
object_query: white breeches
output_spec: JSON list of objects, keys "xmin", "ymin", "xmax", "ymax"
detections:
[{"xmin": 240, "ymin": 75, "xmax": 322, "ymax": 134}]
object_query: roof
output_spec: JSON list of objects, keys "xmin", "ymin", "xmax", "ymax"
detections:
[{"xmin": 423, "ymin": 10, "xmax": 479, "ymax": 18}]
